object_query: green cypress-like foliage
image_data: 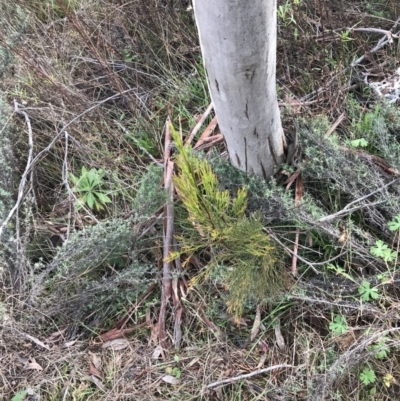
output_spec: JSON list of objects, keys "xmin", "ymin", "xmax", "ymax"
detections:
[{"xmin": 170, "ymin": 124, "xmax": 285, "ymax": 317}]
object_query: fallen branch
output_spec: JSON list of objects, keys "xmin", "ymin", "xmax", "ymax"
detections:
[
  {"xmin": 206, "ymin": 364, "xmax": 293, "ymax": 388},
  {"xmin": 96, "ymin": 322, "xmax": 149, "ymax": 343}
]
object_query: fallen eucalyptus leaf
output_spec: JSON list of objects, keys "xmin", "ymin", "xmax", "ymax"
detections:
[{"xmin": 101, "ymin": 338, "xmax": 129, "ymax": 351}]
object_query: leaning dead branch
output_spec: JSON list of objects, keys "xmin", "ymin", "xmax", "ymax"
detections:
[{"xmin": 158, "ymin": 120, "xmax": 175, "ymax": 351}]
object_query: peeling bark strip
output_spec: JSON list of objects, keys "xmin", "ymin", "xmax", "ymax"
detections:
[{"xmin": 193, "ymin": 0, "xmax": 284, "ymax": 178}]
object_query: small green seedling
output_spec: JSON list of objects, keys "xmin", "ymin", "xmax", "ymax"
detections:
[
  {"xmin": 360, "ymin": 368, "xmax": 376, "ymax": 385},
  {"xmin": 370, "ymin": 240, "xmax": 396, "ymax": 263},
  {"xmin": 277, "ymin": 1, "xmax": 296, "ymax": 26},
  {"xmin": 327, "ymin": 264, "xmax": 354, "ymax": 281},
  {"xmin": 358, "ymin": 281, "xmax": 379, "ymax": 302},
  {"xmin": 350, "ymin": 138, "xmax": 368, "ymax": 148},
  {"xmin": 388, "ymin": 214, "xmax": 400, "ymax": 232},
  {"xmin": 340, "ymin": 30, "xmax": 355, "ymax": 43},
  {"xmin": 166, "ymin": 366, "xmax": 181, "ymax": 379},
  {"xmin": 368, "ymin": 337, "xmax": 390, "ymax": 360},
  {"xmin": 69, "ymin": 166, "xmax": 112, "ymax": 211},
  {"xmin": 11, "ymin": 390, "xmax": 28, "ymax": 401},
  {"xmin": 329, "ymin": 315, "xmax": 348, "ymax": 335}
]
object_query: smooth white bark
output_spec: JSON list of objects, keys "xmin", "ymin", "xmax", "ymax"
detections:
[{"xmin": 193, "ymin": 0, "xmax": 285, "ymax": 178}]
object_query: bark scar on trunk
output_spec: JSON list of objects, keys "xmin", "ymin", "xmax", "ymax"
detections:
[
  {"xmin": 215, "ymin": 79, "xmax": 220, "ymax": 93},
  {"xmin": 245, "ymin": 101, "xmax": 249, "ymax": 120},
  {"xmin": 260, "ymin": 161, "xmax": 268, "ymax": 181},
  {"xmin": 235, "ymin": 152, "xmax": 241, "ymax": 167},
  {"xmin": 244, "ymin": 67, "xmax": 255, "ymax": 83},
  {"xmin": 268, "ymin": 136, "xmax": 279, "ymax": 167}
]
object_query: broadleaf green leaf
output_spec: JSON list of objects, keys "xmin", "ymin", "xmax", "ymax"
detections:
[
  {"xmin": 360, "ymin": 368, "xmax": 376, "ymax": 385},
  {"xmin": 11, "ymin": 390, "xmax": 28, "ymax": 401},
  {"xmin": 388, "ymin": 214, "xmax": 400, "ymax": 232},
  {"xmin": 358, "ymin": 281, "xmax": 379, "ymax": 302},
  {"xmin": 95, "ymin": 192, "xmax": 112, "ymax": 204},
  {"xmin": 86, "ymin": 192, "xmax": 95, "ymax": 209},
  {"xmin": 329, "ymin": 315, "xmax": 348, "ymax": 335}
]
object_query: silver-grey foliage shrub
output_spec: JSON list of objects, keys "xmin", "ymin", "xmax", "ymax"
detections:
[
  {"xmin": 28, "ymin": 165, "xmax": 165, "ymax": 329},
  {"xmin": 211, "ymin": 109, "xmax": 400, "ymax": 275},
  {"xmin": 0, "ymin": 94, "xmax": 16, "ymax": 288}
]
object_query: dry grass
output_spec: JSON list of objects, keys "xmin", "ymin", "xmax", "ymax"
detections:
[{"xmin": 1, "ymin": 0, "xmax": 400, "ymax": 400}]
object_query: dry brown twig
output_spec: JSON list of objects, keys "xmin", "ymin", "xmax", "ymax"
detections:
[
  {"xmin": 206, "ymin": 364, "xmax": 294, "ymax": 389},
  {"xmin": 158, "ymin": 119, "xmax": 175, "ymax": 351},
  {"xmin": 194, "ymin": 134, "xmax": 224, "ymax": 151},
  {"xmin": 291, "ymin": 174, "xmax": 303, "ymax": 275},
  {"xmin": 317, "ymin": 177, "xmax": 399, "ymax": 223},
  {"xmin": 185, "ymin": 102, "xmax": 214, "ymax": 145},
  {"xmin": 193, "ymin": 115, "xmax": 218, "ymax": 148}
]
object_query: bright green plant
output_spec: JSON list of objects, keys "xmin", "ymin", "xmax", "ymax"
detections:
[
  {"xmin": 11, "ymin": 390, "xmax": 27, "ymax": 401},
  {"xmin": 166, "ymin": 366, "xmax": 182, "ymax": 379},
  {"xmin": 350, "ymin": 138, "xmax": 368, "ymax": 148},
  {"xmin": 388, "ymin": 214, "xmax": 400, "ymax": 232},
  {"xmin": 339, "ymin": 30, "xmax": 355, "ymax": 43},
  {"xmin": 360, "ymin": 368, "xmax": 376, "ymax": 385},
  {"xmin": 329, "ymin": 315, "xmax": 348, "ymax": 335},
  {"xmin": 370, "ymin": 240, "xmax": 396, "ymax": 263},
  {"xmin": 69, "ymin": 166, "xmax": 112, "ymax": 211},
  {"xmin": 328, "ymin": 264, "xmax": 381, "ymax": 303},
  {"xmin": 369, "ymin": 214, "xmax": 400, "ymax": 265},
  {"xmin": 169, "ymin": 124, "xmax": 284, "ymax": 317},
  {"xmin": 368, "ymin": 336, "xmax": 390, "ymax": 360},
  {"xmin": 327, "ymin": 264, "xmax": 353, "ymax": 281},
  {"xmin": 277, "ymin": 1, "xmax": 296, "ymax": 26},
  {"xmin": 358, "ymin": 281, "xmax": 379, "ymax": 302},
  {"xmin": 354, "ymin": 105, "xmax": 381, "ymax": 137}
]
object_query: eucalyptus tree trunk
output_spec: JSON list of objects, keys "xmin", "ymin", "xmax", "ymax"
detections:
[{"xmin": 193, "ymin": 0, "xmax": 285, "ymax": 178}]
